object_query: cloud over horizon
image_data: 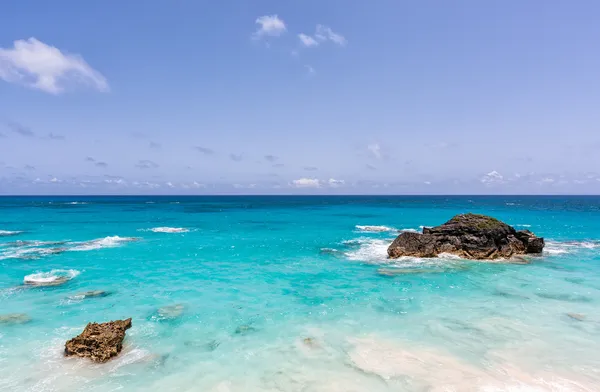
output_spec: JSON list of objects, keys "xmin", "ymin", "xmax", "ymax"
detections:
[{"xmin": 0, "ymin": 38, "xmax": 109, "ymax": 94}]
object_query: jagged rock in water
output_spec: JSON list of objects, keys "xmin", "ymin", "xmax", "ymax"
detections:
[
  {"xmin": 64, "ymin": 318, "xmax": 132, "ymax": 363},
  {"xmin": 387, "ymin": 213, "xmax": 544, "ymax": 260}
]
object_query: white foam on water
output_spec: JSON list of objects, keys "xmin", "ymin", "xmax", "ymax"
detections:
[
  {"xmin": 144, "ymin": 227, "xmax": 190, "ymax": 233},
  {"xmin": 65, "ymin": 202, "xmax": 88, "ymax": 205},
  {"xmin": 344, "ymin": 238, "xmax": 391, "ymax": 262},
  {"xmin": 355, "ymin": 225, "xmax": 396, "ymax": 233},
  {"xmin": 69, "ymin": 236, "xmax": 139, "ymax": 251},
  {"xmin": 400, "ymin": 228, "xmax": 419, "ymax": 233},
  {"xmin": 544, "ymin": 240, "xmax": 600, "ymax": 256},
  {"xmin": 24, "ymin": 269, "xmax": 80, "ymax": 285},
  {"xmin": 0, "ymin": 230, "xmax": 23, "ymax": 236}
]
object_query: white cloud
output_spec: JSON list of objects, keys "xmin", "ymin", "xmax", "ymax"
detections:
[
  {"xmin": 49, "ymin": 177, "xmax": 60, "ymax": 183},
  {"xmin": 166, "ymin": 181, "xmax": 175, "ymax": 188},
  {"xmin": 291, "ymin": 178, "xmax": 321, "ymax": 188},
  {"xmin": 367, "ymin": 143, "xmax": 382, "ymax": 159},
  {"xmin": 0, "ymin": 38, "xmax": 109, "ymax": 94},
  {"xmin": 305, "ymin": 65, "xmax": 316, "ymax": 75},
  {"xmin": 315, "ymin": 25, "xmax": 347, "ymax": 46},
  {"xmin": 328, "ymin": 178, "xmax": 345, "ymax": 187},
  {"xmin": 298, "ymin": 33, "xmax": 319, "ymax": 47},
  {"xmin": 480, "ymin": 170, "xmax": 504, "ymax": 185},
  {"xmin": 254, "ymin": 15, "xmax": 286, "ymax": 38}
]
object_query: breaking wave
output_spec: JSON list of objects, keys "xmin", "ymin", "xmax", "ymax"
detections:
[
  {"xmin": 544, "ymin": 240, "xmax": 600, "ymax": 255},
  {"xmin": 142, "ymin": 227, "xmax": 190, "ymax": 233},
  {"xmin": 355, "ymin": 225, "xmax": 396, "ymax": 233},
  {"xmin": 23, "ymin": 269, "xmax": 80, "ymax": 285},
  {"xmin": 69, "ymin": 236, "xmax": 140, "ymax": 251},
  {"xmin": 0, "ymin": 230, "xmax": 23, "ymax": 237}
]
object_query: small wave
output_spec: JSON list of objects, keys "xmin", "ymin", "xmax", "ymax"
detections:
[
  {"xmin": 514, "ymin": 224, "xmax": 531, "ymax": 228},
  {"xmin": 344, "ymin": 238, "xmax": 391, "ymax": 262},
  {"xmin": 146, "ymin": 201, "xmax": 156, "ymax": 204},
  {"xmin": 0, "ymin": 230, "xmax": 23, "ymax": 237},
  {"xmin": 24, "ymin": 269, "xmax": 80, "ymax": 286},
  {"xmin": 544, "ymin": 240, "xmax": 600, "ymax": 255},
  {"xmin": 0, "ymin": 247, "xmax": 66, "ymax": 260},
  {"xmin": 400, "ymin": 228, "xmax": 419, "ymax": 233},
  {"xmin": 70, "ymin": 236, "xmax": 140, "ymax": 251},
  {"xmin": 355, "ymin": 225, "xmax": 396, "ymax": 233},
  {"xmin": 144, "ymin": 227, "xmax": 190, "ymax": 233},
  {"xmin": 66, "ymin": 202, "xmax": 88, "ymax": 205}
]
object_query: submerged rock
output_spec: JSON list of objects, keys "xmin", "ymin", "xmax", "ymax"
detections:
[
  {"xmin": 387, "ymin": 213, "xmax": 544, "ymax": 260},
  {"xmin": 567, "ymin": 313, "xmax": 586, "ymax": 321},
  {"xmin": 151, "ymin": 304, "xmax": 185, "ymax": 321},
  {"xmin": 69, "ymin": 290, "xmax": 111, "ymax": 300},
  {"xmin": 235, "ymin": 324, "xmax": 257, "ymax": 335},
  {"xmin": 65, "ymin": 318, "xmax": 132, "ymax": 363},
  {"xmin": 0, "ymin": 313, "xmax": 31, "ymax": 325}
]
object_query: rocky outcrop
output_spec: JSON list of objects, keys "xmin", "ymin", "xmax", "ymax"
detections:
[
  {"xmin": 387, "ymin": 213, "xmax": 544, "ymax": 260},
  {"xmin": 65, "ymin": 318, "xmax": 132, "ymax": 362}
]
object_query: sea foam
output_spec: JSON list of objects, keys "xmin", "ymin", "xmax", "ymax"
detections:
[
  {"xmin": 69, "ymin": 236, "xmax": 139, "ymax": 251},
  {"xmin": 0, "ymin": 230, "xmax": 23, "ymax": 237},
  {"xmin": 355, "ymin": 225, "xmax": 396, "ymax": 233},
  {"xmin": 24, "ymin": 269, "xmax": 80, "ymax": 285},
  {"xmin": 145, "ymin": 227, "xmax": 190, "ymax": 233}
]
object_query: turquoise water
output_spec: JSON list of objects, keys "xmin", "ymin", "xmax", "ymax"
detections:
[{"xmin": 1, "ymin": 196, "xmax": 600, "ymax": 391}]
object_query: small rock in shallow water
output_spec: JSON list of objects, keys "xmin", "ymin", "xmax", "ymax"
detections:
[
  {"xmin": 235, "ymin": 325, "xmax": 257, "ymax": 335},
  {"xmin": 567, "ymin": 313, "xmax": 586, "ymax": 321},
  {"xmin": 302, "ymin": 337, "xmax": 319, "ymax": 348},
  {"xmin": 154, "ymin": 304, "xmax": 185, "ymax": 320},
  {"xmin": 0, "ymin": 313, "xmax": 31, "ymax": 325},
  {"xmin": 65, "ymin": 318, "xmax": 132, "ymax": 363}
]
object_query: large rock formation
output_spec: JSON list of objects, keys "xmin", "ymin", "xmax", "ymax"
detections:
[
  {"xmin": 65, "ymin": 318, "xmax": 132, "ymax": 362},
  {"xmin": 387, "ymin": 213, "xmax": 544, "ymax": 260}
]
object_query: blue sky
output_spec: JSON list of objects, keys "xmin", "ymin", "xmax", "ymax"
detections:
[{"xmin": 1, "ymin": 0, "xmax": 600, "ymax": 195}]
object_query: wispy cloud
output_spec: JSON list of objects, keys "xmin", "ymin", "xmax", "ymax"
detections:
[
  {"xmin": 315, "ymin": 25, "xmax": 347, "ymax": 46},
  {"xmin": 272, "ymin": 163, "xmax": 285, "ymax": 168},
  {"xmin": 264, "ymin": 155, "xmax": 278, "ymax": 162},
  {"xmin": 304, "ymin": 166, "xmax": 318, "ymax": 171},
  {"xmin": 305, "ymin": 65, "xmax": 316, "ymax": 76},
  {"xmin": 24, "ymin": 164, "xmax": 35, "ymax": 170},
  {"xmin": 254, "ymin": 15, "xmax": 286, "ymax": 39},
  {"xmin": 291, "ymin": 178, "xmax": 321, "ymax": 188},
  {"xmin": 149, "ymin": 141, "xmax": 161, "ymax": 149},
  {"xmin": 0, "ymin": 38, "xmax": 109, "ymax": 94},
  {"xmin": 298, "ymin": 25, "xmax": 347, "ymax": 49},
  {"xmin": 480, "ymin": 170, "xmax": 505, "ymax": 185},
  {"xmin": 367, "ymin": 143, "xmax": 382, "ymax": 159},
  {"xmin": 298, "ymin": 33, "xmax": 319, "ymax": 48},
  {"xmin": 95, "ymin": 161, "xmax": 108, "ymax": 168},
  {"xmin": 194, "ymin": 146, "xmax": 214, "ymax": 155},
  {"xmin": 135, "ymin": 160, "xmax": 159, "ymax": 169},
  {"xmin": 85, "ymin": 156, "xmax": 96, "ymax": 162},
  {"xmin": 48, "ymin": 133, "xmax": 65, "ymax": 140},
  {"xmin": 230, "ymin": 153, "xmax": 243, "ymax": 162},
  {"xmin": 6, "ymin": 121, "xmax": 34, "ymax": 137},
  {"xmin": 328, "ymin": 178, "xmax": 345, "ymax": 188},
  {"xmin": 366, "ymin": 164, "xmax": 377, "ymax": 171}
]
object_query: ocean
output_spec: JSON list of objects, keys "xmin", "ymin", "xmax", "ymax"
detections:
[{"xmin": 1, "ymin": 195, "xmax": 599, "ymax": 391}]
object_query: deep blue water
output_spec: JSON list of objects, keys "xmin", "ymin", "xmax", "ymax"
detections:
[{"xmin": 1, "ymin": 196, "xmax": 600, "ymax": 391}]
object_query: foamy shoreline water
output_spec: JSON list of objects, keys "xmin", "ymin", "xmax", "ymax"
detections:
[{"xmin": 1, "ymin": 196, "xmax": 600, "ymax": 391}]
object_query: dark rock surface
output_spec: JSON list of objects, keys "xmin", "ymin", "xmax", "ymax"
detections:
[
  {"xmin": 64, "ymin": 318, "xmax": 132, "ymax": 362},
  {"xmin": 387, "ymin": 213, "xmax": 544, "ymax": 260}
]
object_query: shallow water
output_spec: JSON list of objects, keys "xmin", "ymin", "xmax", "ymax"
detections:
[{"xmin": 1, "ymin": 196, "xmax": 600, "ymax": 391}]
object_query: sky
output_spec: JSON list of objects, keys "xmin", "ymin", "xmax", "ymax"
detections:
[{"xmin": 1, "ymin": 0, "xmax": 600, "ymax": 195}]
